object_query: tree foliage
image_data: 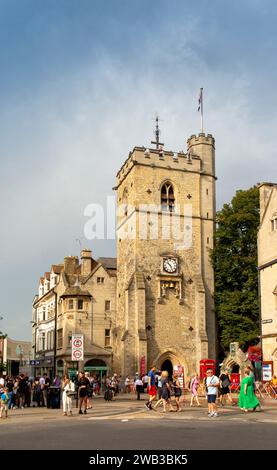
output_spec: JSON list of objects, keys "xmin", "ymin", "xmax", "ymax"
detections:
[{"xmin": 211, "ymin": 186, "xmax": 260, "ymax": 350}]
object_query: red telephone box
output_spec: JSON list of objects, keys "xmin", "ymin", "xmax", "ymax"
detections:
[
  {"xmin": 230, "ymin": 373, "xmax": 240, "ymax": 390},
  {"xmin": 199, "ymin": 359, "xmax": 216, "ymax": 380}
]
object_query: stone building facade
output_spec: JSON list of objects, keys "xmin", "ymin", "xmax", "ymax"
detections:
[
  {"xmin": 32, "ymin": 251, "xmax": 116, "ymax": 379},
  {"xmin": 258, "ymin": 182, "xmax": 277, "ymax": 375},
  {"xmin": 32, "ymin": 131, "xmax": 217, "ymax": 379},
  {"xmin": 113, "ymin": 133, "xmax": 217, "ymax": 378}
]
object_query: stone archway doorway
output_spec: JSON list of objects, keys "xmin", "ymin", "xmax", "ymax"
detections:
[{"xmin": 161, "ymin": 359, "xmax": 173, "ymax": 379}]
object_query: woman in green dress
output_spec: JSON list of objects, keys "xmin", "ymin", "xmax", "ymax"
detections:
[{"xmin": 238, "ymin": 370, "xmax": 261, "ymax": 412}]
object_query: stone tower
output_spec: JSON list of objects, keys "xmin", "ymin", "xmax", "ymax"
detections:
[{"xmin": 113, "ymin": 132, "xmax": 216, "ymax": 377}]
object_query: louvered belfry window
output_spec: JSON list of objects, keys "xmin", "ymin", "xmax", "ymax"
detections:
[{"xmin": 161, "ymin": 182, "xmax": 175, "ymax": 212}]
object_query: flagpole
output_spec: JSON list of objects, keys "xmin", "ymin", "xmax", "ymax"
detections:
[{"xmin": 200, "ymin": 87, "xmax": 203, "ymax": 133}]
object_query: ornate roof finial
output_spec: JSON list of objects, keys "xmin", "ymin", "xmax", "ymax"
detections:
[{"xmin": 151, "ymin": 114, "xmax": 164, "ymax": 150}]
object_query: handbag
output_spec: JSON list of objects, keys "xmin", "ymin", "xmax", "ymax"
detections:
[{"xmin": 222, "ymin": 378, "xmax": 230, "ymax": 388}]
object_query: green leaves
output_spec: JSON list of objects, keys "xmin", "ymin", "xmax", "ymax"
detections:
[{"xmin": 212, "ymin": 186, "xmax": 260, "ymax": 350}]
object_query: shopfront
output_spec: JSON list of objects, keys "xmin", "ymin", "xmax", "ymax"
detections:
[{"xmin": 84, "ymin": 359, "xmax": 108, "ymax": 391}]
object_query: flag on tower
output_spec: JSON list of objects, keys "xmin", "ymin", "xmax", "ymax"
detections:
[
  {"xmin": 198, "ymin": 88, "xmax": 203, "ymax": 112},
  {"xmin": 198, "ymin": 88, "xmax": 204, "ymax": 132}
]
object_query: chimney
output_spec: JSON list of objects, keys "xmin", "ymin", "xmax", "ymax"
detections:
[
  {"xmin": 81, "ymin": 249, "xmax": 92, "ymax": 276},
  {"xmin": 64, "ymin": 256, "xmax": 79, "ymax": 274}
]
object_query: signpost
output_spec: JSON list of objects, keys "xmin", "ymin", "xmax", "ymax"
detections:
[
  {"xmin": 71, "ymin": 334, "xmax": 84, "ymax": 362},
  {"xmin": 72, "ymin": 335, "xmax": 84, "ymax": 408}
]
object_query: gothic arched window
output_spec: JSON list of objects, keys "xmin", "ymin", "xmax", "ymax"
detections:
[{"xmin": 161, "ymin": 182, "xmax": 175, "ymax": 212}]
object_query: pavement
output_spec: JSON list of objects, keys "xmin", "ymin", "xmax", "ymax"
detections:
[
  {"xmin": 1, "ymin": 394, "xmax": 277, "ymax": 451},
  {"xmin": 1, "ymin": 392, "xmax": 277, "ymax": 425}
]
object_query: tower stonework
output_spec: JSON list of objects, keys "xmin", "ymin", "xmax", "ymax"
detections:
[{"xmin": 113, "ymin": 133, "xmax": 216, "ymax": 377}]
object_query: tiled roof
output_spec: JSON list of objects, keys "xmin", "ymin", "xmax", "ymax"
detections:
[
  {"xmin": 44, "ymin": 272, "xmax": 50, "ymax": 281},
  {"xmin": 60, "ymin": 286, "xmax": 92, "ymax": 298},
  {"xmin": 98, "ymin": 257, "xmax": 117, "ymax": 270},
  {"xmin": 51, "ymin": 264, "xmax": 63, "ymax": 274}
]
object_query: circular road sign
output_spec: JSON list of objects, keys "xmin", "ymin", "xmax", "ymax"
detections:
[
  {"xmin": 73, "ymin": 338, "xmax": 83, "ymax": 348},
  {"xmin": 72, "ymin": 349, "xmax": 82, "ymax": 360}
]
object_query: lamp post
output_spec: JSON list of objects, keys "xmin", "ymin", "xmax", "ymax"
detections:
[
  {"xmin": 30, "ymin": 321, "xmax": 37, "ymax": 378},
  {"xmin": 0, "ymin": 316, "xmax": 5, "ymax": 372},
  {"xmin": 53, "ymin": 291, "xmax": 58, "ymax": 379}
]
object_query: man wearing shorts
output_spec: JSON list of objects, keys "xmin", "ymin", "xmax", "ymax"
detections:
[
  {"xmin": 206, "ymin": 369, "xmax": 219, "ymax": 417},
  {"xmin": 145, "ymin": 366, "xmax": 156, "ymax": 410}
]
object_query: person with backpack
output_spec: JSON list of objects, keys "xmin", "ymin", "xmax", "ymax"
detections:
[{"xmin": 0, "ymin": 387, "xmax": 9, "ymax": 419}]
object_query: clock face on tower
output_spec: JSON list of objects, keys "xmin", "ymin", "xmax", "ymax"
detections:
[{"xmin": 163, "ymin": 258, "xmax": 178, "ymax": 273}]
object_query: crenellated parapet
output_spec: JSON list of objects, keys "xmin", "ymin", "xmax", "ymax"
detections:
[
  {"xmin": 187, "ymin": 133, "xmax": 215, "ymax": 149},
  {"xmin": 115, "ymin": 145, "xmax": 205, "ymax": 189}
]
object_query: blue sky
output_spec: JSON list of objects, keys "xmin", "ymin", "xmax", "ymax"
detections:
[{"xmin": 0, "ymin": 0, "xmax": 277, "ymax": 340}]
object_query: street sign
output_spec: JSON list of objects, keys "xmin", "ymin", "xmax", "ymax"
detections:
[
  {"xmin": 30, "ymin": 360, "xmax": 40, "ymax": 366},
  {"xmin": 71, "ymin": 334, "xmax": 84, "ymax": 361},
  {"xmin": 262, "ymin": 361, "xmax": 273, "ymax": 382}
]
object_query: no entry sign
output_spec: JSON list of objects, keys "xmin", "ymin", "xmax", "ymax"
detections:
[{"xmin": 71, "ymin": 334, "xmax": 84, "ymax": 361}]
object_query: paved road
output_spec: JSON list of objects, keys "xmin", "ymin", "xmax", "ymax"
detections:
[
  {"xmin": 0, "ymin": 397, "xmax": 276, "ymax": 450},
  {"xmin": 0, "ymin": 417, "xmax": 276, "ymax": 450}
]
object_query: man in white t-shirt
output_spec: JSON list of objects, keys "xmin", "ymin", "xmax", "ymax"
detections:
[
  {"xmin": 206, "ymin": 369, "xmax": 220, "ymax": 417},
  {"xmin": 142, "ymin": 374, "xmax": 148, "ymax": 392}
]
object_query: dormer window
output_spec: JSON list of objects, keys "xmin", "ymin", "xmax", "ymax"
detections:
[{"xmin": 161, "ymin": 182, "xmax": 175, "ymax": 212}]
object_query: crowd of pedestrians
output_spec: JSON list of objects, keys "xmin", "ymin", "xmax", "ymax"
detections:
[
  {"xmin": 0, "ymin": 372, "xmax": 63, "ymax": 417},
  {"xmin": 0, "ymin": 365, "xmax": 263, "ymax": 419},
  {"xmin": 142, "ymin": 366, "xmax": 262, "ymax": 417}
]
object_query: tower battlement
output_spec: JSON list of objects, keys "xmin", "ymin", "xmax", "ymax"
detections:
[
  {"xmin": 116, "ymin": 144, "xmax": 208, "ymax": 189},
  {"xmin": 187, "ymin": 133, "xmax": 215, "ymax": 148}
]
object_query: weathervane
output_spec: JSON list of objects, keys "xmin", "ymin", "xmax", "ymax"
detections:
[{"xmin": 151, "ymin": 115, "xmax": 164, "ymax": 149}]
